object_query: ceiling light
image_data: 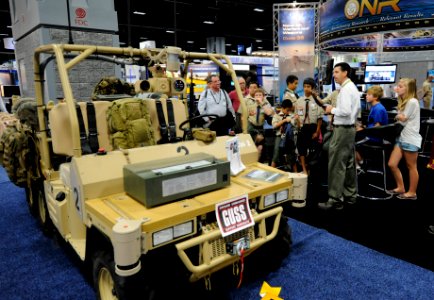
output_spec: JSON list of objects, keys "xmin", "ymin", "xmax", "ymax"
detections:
[
  {"xmin": 258, "ymin": 46, "xmax": 263, "ymax": 49},
  {"xmin": 256, "ymin": 28, "xmax": 264, "ymax": 31},
  {"xmin": 203, "ymin": 21, "xmax": 214, "ymax": 25},
  {"xmin": 254, "ymin": 8, "xmax": 264, "ymax": 12},
  {"xmin": 139, "ymin": 37, "xmax": 147, "ymax": 40},
  {"xmin": 225, "ymin": 43, "xmax": 231, "ymax": 46},
  {"xmin": 187, "ymin": 41, "xmax": 194, "ymax": 44},
  {"xmin": 231, "ymin": 50, "xmax": 237, "ymax": 53},
  {"xmin": 256, "ymin": 39, "xmax": 262, "ymax": 42},
  {"xmin": 200, "ymin": 47, "xmax": 206, "ymax": 50},
  {"xmin": 119, "ymin": 42, "xmax": 126, "ymax": 45},
  {"xmin": 0, "ymin": 33, "xmax": 9, "ymax": 36},
  {"xmin": 166, "ymin": 30, "xmax": 174, "ymax": 34},
  {"xmin": 7, "ymin": 26, "xmax": 12, "ymax": 29},
  {"xmin": 133, "ymin": 11, "xmax": 146, "ymax": 15}
]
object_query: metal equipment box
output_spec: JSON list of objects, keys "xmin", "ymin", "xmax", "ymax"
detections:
[{"xmin": 124, "ymin": 153, "xmax": 230, "ymax": 208}]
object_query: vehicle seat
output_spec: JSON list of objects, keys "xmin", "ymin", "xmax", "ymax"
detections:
[{"xmin": 49, "ymin": 98, "xmax": 188, "ymax": 157}]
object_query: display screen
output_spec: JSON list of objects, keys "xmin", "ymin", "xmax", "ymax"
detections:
[
  {"xmin": 364, "ymin": 64, "xmax": 397, "ymax": 84},
  {"xmin": 428, "ymin": 69, "xmax": 434, "ymax": 82}
]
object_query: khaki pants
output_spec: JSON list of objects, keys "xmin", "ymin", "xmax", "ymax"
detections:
[{"xmin": 328, "ymin": 126, "xmax": 357, "ymax": 202}]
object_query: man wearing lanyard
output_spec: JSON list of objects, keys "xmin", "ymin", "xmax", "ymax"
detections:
[{"xmin": 319, "ymin": 62, "xmax": 360, "ymax": 210}]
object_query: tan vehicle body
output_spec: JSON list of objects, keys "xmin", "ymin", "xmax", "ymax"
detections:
[{"xmin": 18, "ymin": 44, "xmax": 307, "ymax": 299}]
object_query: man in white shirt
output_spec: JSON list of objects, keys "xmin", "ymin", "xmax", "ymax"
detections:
[
  {"xmin": 198, "ymin": 75, "xmax": 236, "ymax": 136},
  {"xmin": 319, "ymin": 62, "xmax": 360, "ymax": 210}
]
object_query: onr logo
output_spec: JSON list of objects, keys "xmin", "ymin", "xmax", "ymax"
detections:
[{"xmin": 344, "ymin": 0, "xmax": 401, "ymax": 20}]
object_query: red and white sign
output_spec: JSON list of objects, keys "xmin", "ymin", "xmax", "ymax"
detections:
[
  {"xmin": 215, "ymin": 195, "xmax": 254, "ymax": 237},
  {"xmin": 74, "ymin": 7, "xmax": 88, "ymax": 26},
  {"xmin": 75, "ymin": 8, "xmax": 87, "ymax": 19}
]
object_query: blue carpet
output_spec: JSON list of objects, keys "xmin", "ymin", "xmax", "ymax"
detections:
[{"xmin": 1, "ymin": 167, "xmax": 433, "ymax": 299}]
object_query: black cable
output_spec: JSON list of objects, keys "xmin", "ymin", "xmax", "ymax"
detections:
[{"xmin": 65, "ymin": 0, "xmax": 74, "ymax": 44}]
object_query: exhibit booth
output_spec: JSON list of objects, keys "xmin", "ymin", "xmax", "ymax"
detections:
[{"xmin": 273, "ymin": 0, "xmax": 434, "ymax": 104}]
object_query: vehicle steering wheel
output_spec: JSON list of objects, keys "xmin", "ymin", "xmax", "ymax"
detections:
[{"xmin": 178, "ymin": 114, "xmax": 219, "ymax": 140}]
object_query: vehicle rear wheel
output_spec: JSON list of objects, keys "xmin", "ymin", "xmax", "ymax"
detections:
[
  {"xmin": 35, "ymin": 180, "xmax": 53, "ymax": 235},
  {"xmin": 25, "ymin": 183, "xmax": 37, "ymax": 216}
]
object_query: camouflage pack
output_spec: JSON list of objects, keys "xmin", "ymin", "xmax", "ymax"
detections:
[
  {"xmin": 0, "ymin": 120, "xmax": 31, "ymax": 187},
  {"xmin": 106, "ymin": 98, "xmax": 156, "ymax": 149},
  {"xmin": 13, "ymin": 98, "xmax": 39, "ymax": 129},
  {"xmin": 92, "ymin": 77, "xmax": 135, "ymax": 100}
]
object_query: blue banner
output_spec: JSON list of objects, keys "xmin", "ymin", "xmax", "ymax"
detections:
[
  {"xmin": 278, "ymin": 8, "xmax": 316, "ymax": 100},
  {"xmin": 384, "ymin": 29, "xmax": 434, "ymax": 51},
  {"xmin": 319, "ymin": 0, "xmax": 434, "ymax": 43}
]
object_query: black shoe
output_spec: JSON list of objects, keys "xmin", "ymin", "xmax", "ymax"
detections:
[
  {"xmin": 318, "ymin": 199, "xmax": 344, "ymax": 211},
  {"xmin": 344, "ymin": 197, "xmax": 357, "ymax": 205}
]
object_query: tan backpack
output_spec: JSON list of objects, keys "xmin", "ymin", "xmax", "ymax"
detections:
[{"xmin": 106, "ymin": 98, "xmax": 156, "ymax": 149}]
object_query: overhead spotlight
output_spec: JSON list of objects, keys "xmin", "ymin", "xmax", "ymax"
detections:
[
  {"xmin": 7, "ymin": 25, "xmax": 12, "ymax": 28},
  {"xmin": 187, "ymin": 41, "xmax": 194, "ymax": 44},
  {"xmin": 166, "ymin": 30, "xmax": 175, "ymax": 34},
  {"xmin": 200, "ymin": 47, "xmax": 206, "ymax": 50},
  {"xmin": 258, "ymin": 46, "xmax": 263, "ymax": 49},
  {"xmin": 225, "ymin": 43, "xmax": 232, "ymax": 46},
  {"xmin": 256, "ymin": 28, "xmax": 264, "ymax": 31},
  {"xmin": 133, "ymin": 11, "xmax": 146, "ymax": 15},
  {"xmin": 256, "ymin": 39, "xmax": 262, "ymax": 42},
  {"xmin": 139, "ymin": 37, "xmax": 147, "ymax": 40},
  {"xmin": 254, "ymin": 8, "xmax": 264, "ymax": 12},
  {"xmin": 203, "ymin": 21, "xmax": 214, "ymax": 25}
]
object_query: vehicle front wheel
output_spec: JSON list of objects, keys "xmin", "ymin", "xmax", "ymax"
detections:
[{"xmin": 92, "ymin": 250, "xmax": 147, "ymax": 300}]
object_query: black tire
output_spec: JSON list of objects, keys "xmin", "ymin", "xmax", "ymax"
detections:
[
  {"xmin": 246, "ymin": 215, "xmax": 292, "ymax": 275},
  {"xmin": 92, "ymin": 250, "xmax": 148, "ymax": 300},
  {"xmin": 35, "ymin": 180, "xmax": 54, "ymax": 235},
  {"xmin": 24, "ymin": 184, "xmax": 37, "ymax": 217}
]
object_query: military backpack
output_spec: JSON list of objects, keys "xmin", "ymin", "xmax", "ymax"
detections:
[{"xmin": 106, "ymin": 98, "xmax": 156, "ymax": 149}]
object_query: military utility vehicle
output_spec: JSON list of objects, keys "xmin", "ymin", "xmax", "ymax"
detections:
[{"xmin": 2, "ymin": 44, "xmax": 307, "ymax": 299}]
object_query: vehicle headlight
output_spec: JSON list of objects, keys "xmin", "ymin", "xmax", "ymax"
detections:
[
  {"xmin": 152, "ymin": 221, "xmax": 194, "ymax": 247},
  {"xmin": 264, "ymin": 193, "xmax": 276, "ymax": 207},
  {"xmin": 174, "ymin": 221, "xmax": 193, "ymax": 238},
  {"xmin": 276, "ymin": 189, "xmax": 289, "ymax": 202},
  {"xmin": 153, "ymin": 228, "xmax": 173, "ymax": 247}
]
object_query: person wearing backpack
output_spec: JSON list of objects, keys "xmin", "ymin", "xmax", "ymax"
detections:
[
  {"xmin": 271, "ymin": 99, "xmax": 300, "ymax": 171},
  {"xmin": 198, "ymin": 75, "xmax": 235, "ymax": 136}
]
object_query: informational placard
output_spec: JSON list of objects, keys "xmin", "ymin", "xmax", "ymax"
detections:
[
  {"xmin": 319, "ymin": 0, "xmax": 434, "ymax": 43},
  {"xmin": 215, "ymin": 195, "xmax": 254, "ymax": 238},
  {"xmin": 278, "ymin": 8, "xmax": 315, "ymax": 99}
]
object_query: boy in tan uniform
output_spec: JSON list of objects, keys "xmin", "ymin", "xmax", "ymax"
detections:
[{"xmin": 295, "ymin": 78, "xmax": 324, "ymax": 174}]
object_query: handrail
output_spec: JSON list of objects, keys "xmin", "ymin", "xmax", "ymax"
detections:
[{"xmin": 33, "ymin": 44, "xmax": 249, "ymax": 175}]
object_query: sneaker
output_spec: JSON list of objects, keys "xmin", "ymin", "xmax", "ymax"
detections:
[
  {"xmin": 291, "ymin": 199, "xmax": 306, "ymax": 208},
  {"xmin": 318, "ymin": 199, "xmax": 344, "ymax": 211}
]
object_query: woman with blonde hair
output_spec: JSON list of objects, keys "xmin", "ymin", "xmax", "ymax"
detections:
[{"xmin": 387, "ymin": 78, "xmax": 422, "ymax": 200}]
